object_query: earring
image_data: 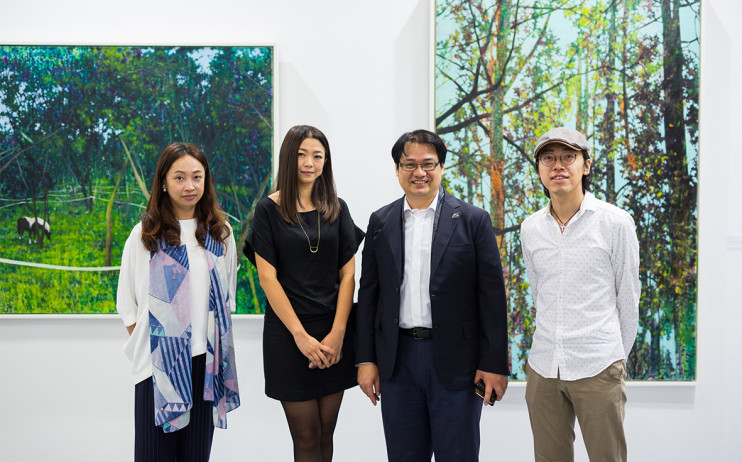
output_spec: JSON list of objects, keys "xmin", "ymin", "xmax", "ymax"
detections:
[{"xmin": 162, "ymin": 187, "xmax": 166, "ymax": 192}]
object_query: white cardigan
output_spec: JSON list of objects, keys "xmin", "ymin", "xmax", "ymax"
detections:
[{"xmin": 116, "ymin": 219, "xmax": 237, "ymax": 384}]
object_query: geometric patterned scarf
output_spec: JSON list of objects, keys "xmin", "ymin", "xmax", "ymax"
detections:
[{"xmin": 147, "ymin": 231, "xmax": 240, "ymax": 433}]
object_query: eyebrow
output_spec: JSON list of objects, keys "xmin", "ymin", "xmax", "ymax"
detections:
[
  {"xmin": 171, "ymin": 169, "xmax": 203, "ymax": 174},
  {"xmin": 400, "ymin": 154, "xmax": 437, "ymax": 161}
]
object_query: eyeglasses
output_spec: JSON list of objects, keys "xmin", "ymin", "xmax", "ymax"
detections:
[
  {"xmin": 398, "ymin": 161, "xmax": 440, "ymax": 172},
  {"xmin": 538, "ymin": 152, "xmax": 581, "ymax": 167}
]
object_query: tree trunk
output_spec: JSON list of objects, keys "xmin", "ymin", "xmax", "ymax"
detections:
[
  {"xmin": 576, "ymin": 50, "xmax": 589, "ymax": 134},
  {"xmin": 66, "ymin": 141, "xmax": 92, "ymax": 213},
  {"xmin": 38, "ymin": 189, "xmax": 49, "ymax": 249},
  {"xmin": 602, "ymin": 2, "xmax": 618, "ymax": 204},
  {"xmin": 236, "ymin": 172, "xmax": 272, "ymax": 259},
  {"xmin": 236, "ymin": 172, "xmax": 271, "ymax": 312},
  {"xmin": 105, "ymin": 162, "xmax": 128, "ymax": 266},
  {"xmin": 488, "ymin": 0, "xmax": 510, "ymax": 246},
  {"xmin": 120, "ymin": 137, "xmax": 151, "ymax": 201},
  {"xmin": 661, "ymin": 0, "xmax": 695, "ymax": 378},
  {"xmin": 620, "ymin": 0, "xmax": 633, "ymax": 173},
  {"xmin": 82, "ymin": 134, "xmax": 97, "ymax": 212},
  {"xmin": 246, "ymin": 264, "xmax": 260, "ymax": 313}
]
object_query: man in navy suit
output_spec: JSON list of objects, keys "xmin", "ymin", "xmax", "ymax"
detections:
[{"xmin": 356, "ymin": 129, "xmax": 509, "ymax": 461}]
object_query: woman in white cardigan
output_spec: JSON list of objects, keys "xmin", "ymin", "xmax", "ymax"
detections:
[{"xmin": 117, "ymin": 142, "xmax": 240, "ymax": 461}]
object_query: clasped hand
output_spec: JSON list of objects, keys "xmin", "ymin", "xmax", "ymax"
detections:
[{"xmin": 294, "ymin": 330, "xmax": 343, "ymax": 369}]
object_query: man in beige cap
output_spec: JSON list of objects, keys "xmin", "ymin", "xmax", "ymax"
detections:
[{"xmin": 520, "ymin": 126, "xmax": 640, "ymax": 461}]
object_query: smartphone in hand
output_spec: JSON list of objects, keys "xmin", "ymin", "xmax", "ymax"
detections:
[{"xmin": 475, "ymin": 379, "xmax": 496, "ymax": 405}]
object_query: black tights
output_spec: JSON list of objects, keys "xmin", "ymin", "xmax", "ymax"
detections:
[{"xmin": 281, "ymin": 391, "xmax": 344, "ymax": 462}]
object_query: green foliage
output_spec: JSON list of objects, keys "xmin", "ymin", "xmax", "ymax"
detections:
[
  {"xmin": 0, "ymin": 46, "xmax": 273, "ymax": 315},
  {"xmin": 0, "ymin": 186, "xmax": 136, "ymax": 313},
  {"xmin": 436, "ymin": 0, "xmax": 700, "ymax": 380},
  {"xmin": 0, "ymin": 186, "xmax": 265, "ymax": 314}
]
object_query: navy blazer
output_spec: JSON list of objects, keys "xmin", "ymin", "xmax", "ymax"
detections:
[{"xmin": 356, "ymin": 191, "xmax": 509, "ymax": 390}]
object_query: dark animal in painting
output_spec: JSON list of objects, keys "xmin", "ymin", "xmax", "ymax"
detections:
[{"xmin": 17, "ymin": 217, "xmax": 52, "ymax": 244}]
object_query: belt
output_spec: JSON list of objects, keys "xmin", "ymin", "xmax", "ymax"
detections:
[{"xmin": 399, "ymin": 327, "xmax": 433, "ymax": 340}]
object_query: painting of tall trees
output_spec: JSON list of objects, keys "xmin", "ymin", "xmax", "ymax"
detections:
[
  {"xmin": 436, "ymin": 0, "xmax": 698, "ymax": 380},
  {"xmin": 0, "ymin": 46, "xmax": 273, "ymax": 315}
]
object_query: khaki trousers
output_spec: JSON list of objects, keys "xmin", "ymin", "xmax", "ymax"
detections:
[{"xmin": 525, "ymin": 360, "xmax": 627, "ymax": 462}]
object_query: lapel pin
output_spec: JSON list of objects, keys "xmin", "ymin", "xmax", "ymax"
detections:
[{"xmin": 452, "ymin": 212, "xmax": 460, "ymax": 219}]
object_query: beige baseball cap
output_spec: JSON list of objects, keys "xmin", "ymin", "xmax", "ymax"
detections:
[{"xmin": 534, "ymin": 127, "xmax": 590, "ymax": 158}]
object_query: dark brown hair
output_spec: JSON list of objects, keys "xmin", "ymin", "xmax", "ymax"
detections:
[
  {"xmin": 141, "ymin": 142, "xmax": 230, "ymax": 252},
  {"xmin": 275, "ymin": 125, "xmax": 340, "ymax": 224}
]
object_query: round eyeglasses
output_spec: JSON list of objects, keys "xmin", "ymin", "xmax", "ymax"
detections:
[
  {"xmin": 538, "ymin": 152, "xmax": 581, "ymax": 167},
  {"xmin": 398, "ymin": 161, "xmax": 440, "ymax": 172}
]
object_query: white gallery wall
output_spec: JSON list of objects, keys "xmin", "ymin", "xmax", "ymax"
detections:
[{"xmin": 0, "ymin": 0, "xmax": 740, "ymax": 460}]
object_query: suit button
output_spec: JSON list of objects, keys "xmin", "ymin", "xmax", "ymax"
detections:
[
  {"xmin": 394, "ymin": 318, "xmax": 399, "ymax": 325},
  {"xmin": 395, "ymin": 287, "xmax": 400, "ymax": 294}
]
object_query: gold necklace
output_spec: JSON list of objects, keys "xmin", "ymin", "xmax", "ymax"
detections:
[
  {"xmin": 297, "ymin": 210, "xmax": 320, "ymax": 253},
  {"xmin": 550, "ymin": 203, "xmax": 579, "ymax": 233}
]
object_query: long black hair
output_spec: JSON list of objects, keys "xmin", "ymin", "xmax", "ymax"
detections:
[{"xmin": 274, "ymin": 125, "xmax": 340, "ymax": 224}]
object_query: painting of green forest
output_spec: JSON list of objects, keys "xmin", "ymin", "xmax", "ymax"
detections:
[
  {"xmin": 0, "ymin": 45, "xmax": 272, "ymax": 315},
  {"xmin": 436, "ymin": 0, "xmax": 698, "ymax": 380}
]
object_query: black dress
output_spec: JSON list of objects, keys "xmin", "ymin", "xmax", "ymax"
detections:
[{"xmin": 244, "ymin": 197, "xmax": 365, "ymax": 401}]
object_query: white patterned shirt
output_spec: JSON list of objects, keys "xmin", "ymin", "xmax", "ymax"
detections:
[
  {"xmin": 521, "ymin": 192, "xmax": 640, "ymax": 381},
  {"xmin": 399, "ymin": 193, "xmax": 439, "ymax": 328}
]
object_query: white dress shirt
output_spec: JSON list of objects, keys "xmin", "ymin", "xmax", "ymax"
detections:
[
  {"xmin": 521, "ymin": 192, "xmax": 640, "ymax": 381},
  {"xmin": 399, "ymin": 193, "xmax": 439, "ymax": 329}
]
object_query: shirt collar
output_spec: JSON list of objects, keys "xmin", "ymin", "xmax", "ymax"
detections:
[
  {"xmin": 540, "ymin": 192, "xmax": 597, "ymax": 221},
  {"xmin": 403, "ymin": 192, "xmax": 439, "ymax": 214}
]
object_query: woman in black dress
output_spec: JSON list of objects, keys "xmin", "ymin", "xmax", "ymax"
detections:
[{"xmin": 244, "ymin": 125, "xmax": 363, "ymax": 462}]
